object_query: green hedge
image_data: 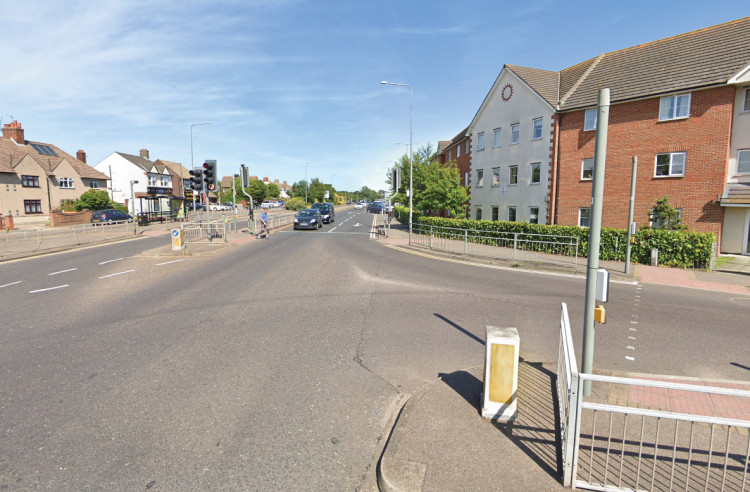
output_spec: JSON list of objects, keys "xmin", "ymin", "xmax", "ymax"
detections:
[{"xmin": 393, "ymin": 207, "xmax": 715, "ymax": 269}]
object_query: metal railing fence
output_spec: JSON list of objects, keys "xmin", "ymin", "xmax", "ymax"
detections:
[
  {"xmin": 253, "ymin": 212, "xmax": 297, "ymax": 235},
  {"xmin": 1, "ymin": 221, "xmax": 135, "ymax": 257},
  {"xmin": 558, "ymin": 302, "xmax": 580, "ymax": 487},
  {"xmin": 558, "ymin": 302, "xmax": 750, "ymax": 491},
  {"xmin": 411, "ymin": 223, "xmax": 580, "ymax": 270},
  {"xmin": 181, "ymin": 221, "xmax": 227, "ymax": 243}
]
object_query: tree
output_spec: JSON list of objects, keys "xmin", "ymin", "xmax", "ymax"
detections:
[
  {"xmin": 266, "ymin": 182, "xmax": 280, "ymax": 198},
  {"xmin": 649, "ymin": 196, "xmax": 687, "ymax": 230},
  {"xmin": 414, "ymin": 161, "xmax": 469, "ymax": 217},
  {"xmin": 247, "ymin": 179, "xmax": 267, "ymax": 204}
]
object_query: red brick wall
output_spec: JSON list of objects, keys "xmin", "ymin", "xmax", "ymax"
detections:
[{"xmin": 555, "ymin": 86, "xmax": 733, "ymax": 242}]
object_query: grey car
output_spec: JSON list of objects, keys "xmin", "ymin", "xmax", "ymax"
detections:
[
  {"xmin": 293, "ymin": 209, "xmax": 323, "ymax": 230},
  {"xmin": 311, "ymin": 202, "xmax": 335, "ymax": 223}
]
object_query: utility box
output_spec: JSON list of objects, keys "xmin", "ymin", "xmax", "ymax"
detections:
[
  {"xmin": 651, "ymin": 248, "xmax": 659, "ymax": 266},
  {"xmin": 481, "ymin": 326, "xmax": 519, "ymax": 423}
]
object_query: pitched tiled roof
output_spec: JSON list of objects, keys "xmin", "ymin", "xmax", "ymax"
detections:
[
  {"xmin": 221, "ymin": 176, "xmax": 234, "ymax": 187},
  {"xmin": 155, "ymin": 159, "xmax": 188, "ymax": 177},
  {"xmin": 0, "ymin": 136, "xmax": 109, "ymax": 179},
  {"xmin": 117, "ymin": 152, "xmax": 154, "ymax": 172},
  {"xmin": 505, "ymin": 65, "xmax": 560, "ymax": 106},
  {"xmin": 559, "ymin": 17, "xmax": 750, "ymax": 110}
]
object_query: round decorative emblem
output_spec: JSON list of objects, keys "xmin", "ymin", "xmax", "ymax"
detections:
[{"xmin": 501, "ymin": 83, "xmax": 514, "ymax": 102}]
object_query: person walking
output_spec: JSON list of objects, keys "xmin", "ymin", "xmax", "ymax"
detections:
[{"xmin": 260, "ymin": 209, "xmax": 269, "ymax": 238}]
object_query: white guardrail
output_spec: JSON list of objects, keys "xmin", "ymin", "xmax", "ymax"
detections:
[
  {"xmin": 0, "ymin": 221, "xmax": 135, "ymax": 256},
  {"xmin": 558, "ymin": 302, "xmax": 750, "ymax": 492}
]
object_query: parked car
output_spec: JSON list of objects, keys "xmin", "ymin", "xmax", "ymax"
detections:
[
  {"xmin": 311, "ymin": 202, "xmax": 335, "ymax": 223},
  {"xmin": 91, "ymin": 209, "xmax": 132, "ymax": 224},
  {"xmin": 261, "ymin": 201, "xmax": 273, "ymax": 208},
  {"xmin": 293, "ymin": 209, "xmax": 323, "ymax": 230},
  {"xmin": 354, "ymin": 202, "xmax": 365, "ymax": 210}
]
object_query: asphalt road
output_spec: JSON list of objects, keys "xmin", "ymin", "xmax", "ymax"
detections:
[{"xmin": 1, "ymin": 208, "xmax": 748, "ymax": 490}]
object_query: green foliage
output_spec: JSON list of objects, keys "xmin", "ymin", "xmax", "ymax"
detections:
[
  {"xmin": 266, "ymin": 182, "xmax": 281, "ymax": 198},
  {"xmin": 649, "ymin": 196, "xmax": 687, "ymax": 230},
  {"xmin": 284, "ymin": 197, "xmax": 307, "ymax": 211},
  {"xmin": 247, "ymin": 179, "xmax": 267, "ymax": 203},
  {"xmin": 403, "ymin": 213, "xmax": 716, "ymax": 269},
  {"xmin": 61, "ymin": 189, "xmax": 116, "ymax": 211},
  {"xmin": 415, "ymin": 161, "xmax": 469, "ymax": 217}
]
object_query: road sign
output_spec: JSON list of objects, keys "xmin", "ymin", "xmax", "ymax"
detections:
[{"xmin": 171, "ymin": 229, "xmax": 183, "ymax": 251}]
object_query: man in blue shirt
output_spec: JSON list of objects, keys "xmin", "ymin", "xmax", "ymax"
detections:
[{"xmin": 260, "ymin": 209, "xmax": 269, "ymax": 238}]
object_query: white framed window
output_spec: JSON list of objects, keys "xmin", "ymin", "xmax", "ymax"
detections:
[
  {"xmin": 464, "ymin": 172, "xmax": 469, "ymax": 187},
  {"xmin": 148, "ymin": 174, "xmax": 158, "ymax": 186},
  {"xmin": 59, "ymin": 177, "xmax": 74, "ymax": 189},
  {"xmin": 738, "ymin": 149, "xmax": 750, "ymax": 174},
  {"xmin": 529, "ymin": 207, "xmax": 539, "ymax": 224},
  {"xmin": 532, "ymin": 117, "xmax": 543, "ymax": 140},
  {"xmin": 475, "ymin": 207, "xmax": 482, "ymax": 220},
  {"xmin": 530, "ymin": 163, "xmax": 541, "ymax": 184},
  {"xmin": 491, "ymin": 206, "xmax": 499, "ymax": 221},
  {"xmin": 744, "ymin": 88, "xmax": 750, "ymax": 112},
  {"xmin": 476, "ymin": 169, "xmax": 484, "ymax": 187},
  {"xmin": 448, "ymin": 149, "xmax": 452, "ymax": 160},
  {"xmin": 655, "ymin": 152, "xmax": 686, "ymax": 177},
  {"xmin": 493, "ymin": 128, "xmax": 502, "ymax": 148},
  {"xmin": 465, "ymin": 140, "xmax": 469, "ymax": 154},
  {"xmin": 508, "ymin": 206, "xmax": 516, "ymax": 222},
  {"xmin": 492, "ymin": 167, "xmax": 501, "ymax": 186},
  {"xmin": 477, "ymin": 132, "xmax": 485, "ymax": 151},
  {"xmin": 509, "ymin": 165, "xmax": 518, "ymax": 185},
  {"xmin": 90, "ymin": 180, "xmax": 99, "ymax": 189},
  {"xmin": 510, "ymin": 123, "xmax": 520, "ymax": 144},
  {"xmin": 456, "ymin": 144, "xmax": 461, "ymax": 158},
  {"xmin": 659, "ymin": 93, "xmax": 691, "ymax": 121},
  {"xmin": 160, "ymin": 176, "xmax": 169, "ymax": 187},
  {"xmin": 579, "ymin": 208, "xmax": 591, "ymax": 228},
  {"xmin": 581, "ymin": 158, "xmax": 594, "ymax": 180},
  {"xmin": 584, "ymin": 109, "xmax": 597, "ymax": 131}
]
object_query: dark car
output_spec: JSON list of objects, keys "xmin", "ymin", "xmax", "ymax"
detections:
[
  {"xmin": 367, "ymin": 202, "xmax": 387, "ymax": 213},
  {"xmin": 293, "ymin": 209, "xmax": 323, "ymax": 230},
  {"xmin": 91, "ymin": 209, "xmax": 132, "ymax": 224},
  {"xmin": 311, "ymin": 202, "xmax": 335, "ymax": 223}
]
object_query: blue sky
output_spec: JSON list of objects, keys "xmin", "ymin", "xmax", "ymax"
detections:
[{"xmin": 1, "ymin": 1, "xmax": 746, "ymax": 192}]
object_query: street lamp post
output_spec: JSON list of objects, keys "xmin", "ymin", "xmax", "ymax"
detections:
[
  {"xmin": 381, "ymin": 81, "xmax": 413, "ymax": 243},
  {"xmin": 305, "ymin": 163, "xmax": 309, "ymax": 205},
  {"xmin": 190, "ymin": 122, "xmax": 211, "ymax": 213}
]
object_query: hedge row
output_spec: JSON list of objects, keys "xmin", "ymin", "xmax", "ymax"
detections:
[{"xmin": 392, "ymin": 206, "xmax": 715, "ymax": 269}]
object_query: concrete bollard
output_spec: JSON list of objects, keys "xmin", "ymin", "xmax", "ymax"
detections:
[{"xmin": 481, "ymin": 326, "xmax": 519, "ymax": 423}]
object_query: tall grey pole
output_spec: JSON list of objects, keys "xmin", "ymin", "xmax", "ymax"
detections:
[
  {"xmin": 625, "ymin": 157, "xmax": 637, "ymax": 274},
  {"xmin": 190, "ymin": 122, "xmax": 211, "ymax": 217},
  {"xmin": 305, "ymin": 163, "xmax": 308, "ymax": 205},
  {"xmin": 130, "ymin": 180, "xmax": 137, "ymax": 235},
  {"xmin": 582, "ymin": 88, "xmax": 610, "ymax": 396}
]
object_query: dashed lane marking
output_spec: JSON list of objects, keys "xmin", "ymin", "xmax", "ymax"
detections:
[
  {"xmin": 156, "ymin": 259, "xmax": 184, "ymax": 266},
  {"xmin": 48, "ymin": 268, "xmax": 78, "ymax": 276},
  {"xmin": 0, "ymin": 281, "xmax": 22, "ymax": 289},
  {"xmin": 99, "ymin": 257, "xmax": 125, "ymax": 265},
  {"xmin": 29, "ymin": 284, "xmax": 69, "ymax": 293},
  {"xmin": 99, "ymin": 270, "xmax": 135, "ymax": 279}
]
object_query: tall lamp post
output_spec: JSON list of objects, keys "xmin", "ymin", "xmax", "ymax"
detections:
[
  {"xmin": 305, "ymin": 163, "xmax": 309, "ymax": 205},
  {"xmin": 381, "ymin": 81, "xmax": 413, "ymax": 242},
  {"xmin": 190, "ymin": 122, "xmax": 211, "ymax": 211},
  {"xmin": 130, "ymin": 180, "xmax": 138, "ymax": 235}
]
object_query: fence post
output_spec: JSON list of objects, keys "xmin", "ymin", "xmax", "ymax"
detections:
[
  {"xmin": 223, "ymin": 221, "xmax": 228, "ymax": 243},
  {"xmin": 430, "ymin": 225, "xmax": 433, "ymax": 249},
  {"xmin": 513, "ymin": 233, "xmax": 518, "ymax": 262},
  {"xmin": 464, "ymin": 229, "xmax": 468, "ymax": 254}
]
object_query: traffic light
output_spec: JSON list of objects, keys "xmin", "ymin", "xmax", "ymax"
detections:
[
  {"xmin": 203, "ymin": 160, "xmax": 218, "ymax": 192},
  {"xmin": 189, "ymin": 167, "xmax": 203, "ymax": 192},
  {"xmin": 391, "ymin": 167, "xmax": 401, "ymax": 192},
  {"xmin": 240, "ymin": 164, "xmax": 249, "ymax": 188}
]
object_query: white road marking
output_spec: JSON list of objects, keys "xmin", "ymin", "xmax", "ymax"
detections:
[
  {"xmin": 156, "ymin": 259, "xmax": 184, "ymax": 266},
  {"xmin": 628, "ymin": 336, "xmax": 637, "ymax": 340},
  {"xmin": 629, "ymin": 327, "xmax": 637, "ymax": 332},
  {"xmin": 99, "ymin": 257, "xmax": 125, "ymax": 265},
  {"xmin": 630, "ymin": 320, "xmax": 638, "ymax": 324},
  {"xmin": 29, "ymin": 284, "xmax": 69, "ymax": 293},
  {"xmin": 48, "ymin": 268, "xmax": 78, "ymax": 276},
  {"xmin": 0, "ymin": 281, "xmax": 22, "ymax": 289},
  {"xmin": 626, "ymin": 346, "xmax": 635, "ymax": 350},
  {"xmin": 99, "ymin": 270, "xmax": 135, "ymax": 279},
  {"xmin": 625, "ymin": 356, "xmax": 635, "ymax": 361}
]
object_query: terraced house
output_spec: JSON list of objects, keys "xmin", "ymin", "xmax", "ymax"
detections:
[
  {"xmin": 465, "ymin": 16, "xmax": 750, "ymax": 254},
  {"xmin": 0, "ymin": 121, "xmax": 109, "ymax": 227}
]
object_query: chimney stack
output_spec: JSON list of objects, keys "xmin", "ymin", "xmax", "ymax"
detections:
[
  {"xmin": 140, "ymin": 149, "xmax": 150, "ymax": 159},
  {"xmin": 76, "ymin": 150, "xmax": 87, "ymax": 163},
  {"xmin": 2, "ymin": 120, "xmax": 25, "ymax": 144}
]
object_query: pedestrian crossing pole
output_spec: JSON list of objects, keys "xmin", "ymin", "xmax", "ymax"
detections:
[{"xmin": 582, "ymin": 88, "xmax": 610, "ymax": 396}]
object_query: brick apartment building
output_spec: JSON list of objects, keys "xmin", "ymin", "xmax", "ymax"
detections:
[{"xmin": 434, "ymin": 126, "xmax": 471, "ymax": 217}]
